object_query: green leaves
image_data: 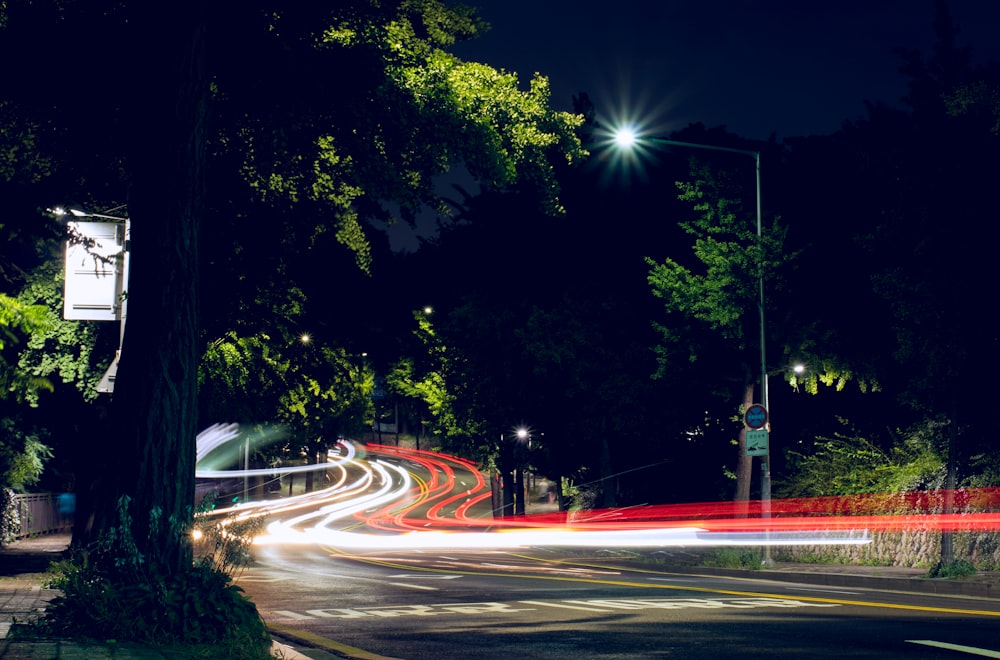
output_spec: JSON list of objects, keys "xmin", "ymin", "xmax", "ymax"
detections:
[
  {"xmin": 0, "ymin": 293, "xmax": 49, "ymax": 351},
  {"xmin": 7, "ymin": 263, "xmax": 105, "ymax": 406},
  {"xmin": 0, "ymin": 417, "xmax": 51, "ymax": 491},
  {"xmin": 780, "ymin": 418, "xmax": 945, "ymax": 498},
  {"xmin": 647, "ymin": 161, "xmax": 784, "ymax": 376},
  {"xmin": 0, "ymin": 101, "xmax": 54, "ymax": 185},
  {"xmin": 232, "ymin": 0, "xmax": 584, "ymax": 256},
  {"xmin": 200, "ymin": 328, "xmax": 372, "ymax": 446}
]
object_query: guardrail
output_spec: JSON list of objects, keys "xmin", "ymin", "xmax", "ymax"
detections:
[{"xmin": 12, "ymin": 493, "xmax": 70, "ymax": 538}]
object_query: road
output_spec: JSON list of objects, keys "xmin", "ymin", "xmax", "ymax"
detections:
[
  {"xmin": 240, "ymin": 544, "xmax": 1000, "ymax": 659},
  {"xmin": 194, "ymin": 439, "xmax": 1000, "ymax": 658}
]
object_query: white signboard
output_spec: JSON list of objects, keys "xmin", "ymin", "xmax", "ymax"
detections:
[{"xmin": 63, "ymin": 221, "xmax": 125, "ymax": 321}]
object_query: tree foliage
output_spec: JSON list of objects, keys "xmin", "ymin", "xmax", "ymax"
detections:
[
  {"xmin": 1, "ymin": 0, "xmax": 585, "ymax": 579},
  {"xmin": 209, "ymin": 1, "xmax": 584, "ymax": 275},
  {"xmin": 0, "ymin": 292, "xmax": 52, "ymax": 400},
  {"xmin": 201, "ymin": 329, "xmax": 373, "ymax": 452},
  {"xmin": 647, "ymin": 160, "xmax": 785, "ymax": 359},
  {"xmin": 780, "ymin": 418, "xmax": 944, "ymax": 498},
  {"xmin": 13, "ymin": 261, "xmax": 109, "ymax": 406},
  {"xmin": 0, "ymin": 416, "xmax": 52, "ymax": 491}
]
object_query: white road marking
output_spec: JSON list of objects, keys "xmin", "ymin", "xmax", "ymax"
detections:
[
  {"xmin": 273, "ymin": 610, "xmax": 313, "ymax": 620},
  {"xmin": 907, "ymin": 640, "xmax": 1000, "ymax": 658},
  {"xmin": 389, "ymin": 582, "xmax": 438, "ymax": 591},
  {"xmin": 519, "ymin": 600, "xmax": 612, "ymax": 612},
  {"xmin": 387, "ymin": 573, "xmax": 462, "ymax": 579},
  {"xmin": 272, "ymin": 596, "xmax": 841, "ymax": 621}
]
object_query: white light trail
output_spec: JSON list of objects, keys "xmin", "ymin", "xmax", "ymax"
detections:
[
  {"xmin": 253, "ymin": 526, "xmax": 871, "ymax": 550},
  {"xmin": 195, "ymin": 427, "xmax": 882, "ymax": 551}
]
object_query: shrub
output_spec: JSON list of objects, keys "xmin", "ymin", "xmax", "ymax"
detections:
[
  {"xmin": 927, "ymin": 558, "xmax": 977, "ymax": 579},
  {"xmin": 20, "ymin": 495, "xmax": 271, "ymax": 658},
  {"xmin": 0, "ymin": 487, "xmax": 19, "ymax": 545},
  {"xmin": 707, "ymin": 548, "xmax": 762, "ymax": 569}
]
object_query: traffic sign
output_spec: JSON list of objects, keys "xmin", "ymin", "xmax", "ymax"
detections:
[
  {"xmin": 746, "ymin": 429, "xmax": 769, "ymax": 456},
  {"xmin": 744, "ymin": 404, "xmax": 768, "ymax": 429}
]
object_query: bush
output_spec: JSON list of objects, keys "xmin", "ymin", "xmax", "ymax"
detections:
[
  {"xmin": 706, "ymin": 548, "xmax": 762, "ymax": 569},
  {"xmin": 927, "ymin": 558, "xmax": 977, "ymax": 579},
  {"xmin": 192, "ymin": 495, "xmax": 265, "ymax": 577},
  {"xmin": 18, "ymin": 496, "xmax": 271, "ymax": 659},
  {"xmin": 0, "ymin": 487, "xmax": 19, "ymax": 545}
]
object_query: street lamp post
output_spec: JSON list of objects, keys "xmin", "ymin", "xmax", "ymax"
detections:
[
  {"xmin": 614, "ymin": 130, "xmax": 772, "ymax": 562},
  {"xmin": 496, "ymin": 426, "xmax": 531, "ymax": 518}
]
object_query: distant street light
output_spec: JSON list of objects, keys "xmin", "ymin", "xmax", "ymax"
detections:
[
  {"xmin": 613, "ymin": 128, "xmax": 773, "ymax": 562},
  {"xmin": 496, "ymin": 425, "xmax": 532, "ymax": 518}
]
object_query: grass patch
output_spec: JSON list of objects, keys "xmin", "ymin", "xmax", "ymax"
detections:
[{"xmin": 927, "ymin": 558, "xmax": 977, "ymax": 579}]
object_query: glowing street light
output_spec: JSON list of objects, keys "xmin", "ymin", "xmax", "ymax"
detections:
[
  {"xmin": 614, "ymin": 127, "xmax": 638, "ymax": 148},
  {"xmin": 612, "ymin": 128, "xmax": 773, "ymax": 562}
]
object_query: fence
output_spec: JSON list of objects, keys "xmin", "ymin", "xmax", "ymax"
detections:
[{"xmin": 12, "ymin": 493, "xmax": 69, "ymax": 538}]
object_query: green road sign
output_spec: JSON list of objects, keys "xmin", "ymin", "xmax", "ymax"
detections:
[{"xmin": 746, "ymin": 429, "xmax": 769, "ymax": 456}]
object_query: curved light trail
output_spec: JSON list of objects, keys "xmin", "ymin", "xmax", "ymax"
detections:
[{"xmin": 194, "ymin": 427, "xmax": 1000, "ymax": 550}]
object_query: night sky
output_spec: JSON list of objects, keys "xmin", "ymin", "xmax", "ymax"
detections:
[{"xmin": 452, "ymin": 0, "xmax": 1000, "ymax": 140}]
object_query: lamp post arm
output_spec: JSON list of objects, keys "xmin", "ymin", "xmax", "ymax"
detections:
[{"xmin": 645, "ymin": 136, "xmax": 760, "ymax": 160}]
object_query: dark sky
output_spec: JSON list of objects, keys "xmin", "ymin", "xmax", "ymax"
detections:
[{"xmin": 451, "ymin": 0, "xmax": 1000, "ymax": 140}]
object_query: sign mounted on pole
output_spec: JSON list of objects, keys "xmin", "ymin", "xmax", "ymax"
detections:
[
  {"xmin": 744, "ymin": 404, "xmax": 768, "ymax": 430},
  {"xmin": 746, "ymin": 429, "xmax": 769, "ymax": 456}
]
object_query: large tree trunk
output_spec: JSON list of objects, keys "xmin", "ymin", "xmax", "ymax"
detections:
[{"xmin": 99, "ymin": 3, "xmax": 207, "ymax": 575}]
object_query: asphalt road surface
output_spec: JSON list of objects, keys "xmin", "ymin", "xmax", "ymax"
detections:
[
  {"xmin": 240, "ymin": 544, "xmax": 1000, "ymax": 659},
  {"xmin": 204, "ymin": 442, "xmax": 999, "ymax": 658}
]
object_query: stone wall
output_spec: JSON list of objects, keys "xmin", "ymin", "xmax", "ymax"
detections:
[{"xmin": 774, "ymin": 529, "xmax": 1000, "ymax": 570}]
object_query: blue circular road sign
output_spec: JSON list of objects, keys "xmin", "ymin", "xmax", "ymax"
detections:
[{"xmin": 745, "ymin": 404, "xmax": 768, "ymax": 429}]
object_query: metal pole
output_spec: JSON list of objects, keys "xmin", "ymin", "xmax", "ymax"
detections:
[
  {"xmin": 243, "ymin": 435, "xmax": 249, "ymax": 504},
  {"xmin": 754, "ymin": 151, "xmax": 773, "ymax": 566}
]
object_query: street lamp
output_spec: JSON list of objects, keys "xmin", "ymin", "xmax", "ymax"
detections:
[
  {"xmin": 613, "ymin": 128, "xmax": 773, "ymax": 561},
  {"xmin": 496, "ymin": 425, "xmax": 532, "ymax": 518}
]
